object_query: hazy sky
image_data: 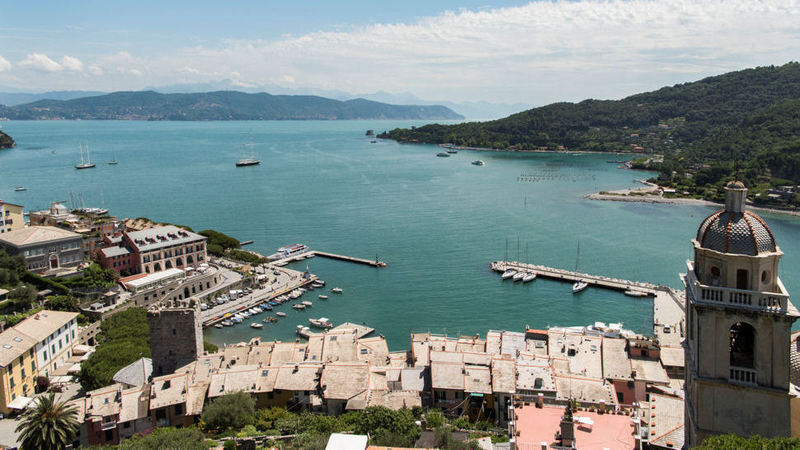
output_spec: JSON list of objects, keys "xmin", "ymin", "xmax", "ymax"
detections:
[{"xmin": 0, "ymin": 0, "xmax": 798, "ymax": 104}]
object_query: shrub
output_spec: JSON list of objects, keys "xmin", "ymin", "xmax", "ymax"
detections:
[
  {"xmin": 202, "ymin": 391, "xmax": 255, "ymax": 431},
  {"xmin": 223, "ymin": 440, "xmax": 237, "ymax": 450},
  {"xmin": 425, "ymin": 410, "xmax": 446, "ymax": 429}
]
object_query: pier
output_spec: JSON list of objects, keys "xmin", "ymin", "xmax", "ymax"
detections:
[
  {"xmin": 491, "ymin": 260, "xmax": 660, "ymax": 295},
  {"xmin": 270, "ymin": 250, "xmax": 387, "ymax": 268}
]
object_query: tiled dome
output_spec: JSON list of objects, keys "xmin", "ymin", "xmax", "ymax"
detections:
[{"xmin": 696, "ymin": 209, "xmax": 776, "ymax": 256}]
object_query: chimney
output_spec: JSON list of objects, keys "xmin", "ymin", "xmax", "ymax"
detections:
[{"xmin": 537, "ymin": 393, "xmax": 544, "ymax": 408}]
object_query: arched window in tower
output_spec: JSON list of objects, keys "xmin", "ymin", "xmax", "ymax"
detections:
[{"xmin": 730, "ymin": 322, "xmax": 755, "ymax": 368}]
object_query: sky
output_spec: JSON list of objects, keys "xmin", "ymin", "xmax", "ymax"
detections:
[{"xmin": 0, "ymin": 0, "xmax": 799, "ymax": 104}]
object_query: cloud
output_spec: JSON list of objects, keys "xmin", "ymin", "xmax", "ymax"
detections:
[
  {"xmin": 0, "ymin": 55, "xmax": 10, "ymax": 72},
  {"xmin": 5, "ymin": 0, "xmax": 800, "ymax": 103},
  {"xmin": 60, "ymin": 55, "xmax": 84, "ymax": 72},
  {"xmin": 19, "ymin": 53, "xmax": 63, "ymax": 72}
]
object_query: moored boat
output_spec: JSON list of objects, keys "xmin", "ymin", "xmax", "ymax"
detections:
[
  {"xmin": 471, "ymin": 160, "xmax": 485, "ymax": 166},
  {"xmin": 276, "ymin": 312, "xmax": 286, "ymax": 317},
  {"xmin": 523, "ymin": 272, "xmax": 537, "ymax": 283},
  {"xmin": 214, "ymin": 324, "xmax": 223, "ymax": 329},
  {"xmin": 331, "ymin": 287, "xmax": 343, "ymax": 294},
  {"xmin": 501, "ymin": 269, "xmax": 516, "ymax": 280},
  {"xmin": 309, "ymin": 317, "xmax": 333, "ymax": 329},
  {"xmin": 250, "ymin": 322, "xmax": 264, "ymax": 329},
  {"xmin": 319, "ymin": 295, "xmax": 328, "ymax": 300},
  {"xmin": 513, "ymin": 271, "xmax": 525, "ymax": 282},
  {"xmin": 292, "ymin": 304, "xmax": 306, "ymax": 310},
  {"xmin": 301, "ymin": 301, "xmax": 312, "ymax": 307},
  {"xmin": 436, "ymin": 152, "xmax": 451, "ymax": 157},
  {"xmin": 624, "ymin": 289, "xmax": 649, "ymax": 298},
  {"xmin": 572, "ymin": 280, "xmax": 589, "ymax": 294}
]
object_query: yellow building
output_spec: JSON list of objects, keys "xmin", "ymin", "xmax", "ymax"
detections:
[
  {"xmin": 0, "ymin": 200, "xmax": 24, "ymax": 234},
  {"xmin": 0, "ymin": 329, "xmax": 38, "ymax": 415}
]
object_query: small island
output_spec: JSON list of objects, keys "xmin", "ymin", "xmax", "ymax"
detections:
[{"xmin": 0, "ymin": 130, "xmax": 14, "ymax": 149}]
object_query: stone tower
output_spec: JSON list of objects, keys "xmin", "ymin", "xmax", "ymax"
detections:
[
  {"xmin": 684, "ymin": 181, "xmax": 799, "ymax": 445},
  {"xmin": 147, "ymin": 298, "xmax": 204, "ymax": 377}
]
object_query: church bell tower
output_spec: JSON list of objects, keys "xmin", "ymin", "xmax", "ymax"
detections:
[{"xmin": 684, "ymin": 181, "xmax": 799, "ymax": 445}]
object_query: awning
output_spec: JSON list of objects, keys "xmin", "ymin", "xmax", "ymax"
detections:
[
  {"xmin": 469, "ymin": 393, "xmax": 484, "ymax": 398},
  {"xmin": 7, "ymin": 396, "xmax": 33, "ymax": 410}
]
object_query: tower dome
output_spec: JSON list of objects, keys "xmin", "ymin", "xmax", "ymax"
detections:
[{"xmin": 696, "ymin": 181, "xmax": 776, "ymax": 256}]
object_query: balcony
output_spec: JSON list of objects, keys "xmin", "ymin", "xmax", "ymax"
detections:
[
  {"xmin": 729, "ymin": 366, "xmax": 757, "ymax": 386},
  {"xmin": 101, "ymin": 419, "xmax": 117, "ymax": 431},
  {"xmin": 686, "ymin": 262, "xmax": 788, "ymax": 313}
]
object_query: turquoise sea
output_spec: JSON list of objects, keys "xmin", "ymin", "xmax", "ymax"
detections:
[{"xmin": 2, "ymin": 120, "xmax": 800, "ymax": 350}]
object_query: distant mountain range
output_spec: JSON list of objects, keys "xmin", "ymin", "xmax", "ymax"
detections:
[
  {"xmin": 0, "ymin": 90, "xmax": 464, "ymax": 121},
  {"xmin": 0, "ymin": 80, "xmax": 528, "ymax": 119}
]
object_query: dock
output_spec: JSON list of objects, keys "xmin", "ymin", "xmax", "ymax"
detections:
[
  {"xmin": 296, "ymin": 322, "xmax": 376, "ymax": 339},
  {"xmin": 491, "ymin": 260, "xmax": 661, "ymax": 296},
  {"xmin": 270, "ymin": 250, "xmax": 387, "ymax": 268}
]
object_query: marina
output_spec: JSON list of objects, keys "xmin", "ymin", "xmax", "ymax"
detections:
[{"xmin": 491, "ymin": 260, "xmax": 659, "ymax": 296}]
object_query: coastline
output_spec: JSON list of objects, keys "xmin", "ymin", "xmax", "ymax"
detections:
[{"xmin": 587, "ymin": 192, "xmax": 800, "ymax": 218}]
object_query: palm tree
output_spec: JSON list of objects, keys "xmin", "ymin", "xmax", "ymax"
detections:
[{"xmin": 15, "ymin": 392, "xmax": 79, "ymax": 450}]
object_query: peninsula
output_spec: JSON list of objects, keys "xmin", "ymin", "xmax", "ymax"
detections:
[
  {"xmin": 380, "ymin": 63, "xmax": 800, "ymax": 207},
  {"xmin": 0, "ymin": 90, "xmax": 464, "ymax": 121},
  {"xmin": 0, "ymin": 130, "xmax": 14, "ymax": 149}
]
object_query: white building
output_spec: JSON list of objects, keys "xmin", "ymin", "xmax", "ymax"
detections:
[{"xmin": 13, "ymin": 310, "xmax": 80, "ymax": 378}]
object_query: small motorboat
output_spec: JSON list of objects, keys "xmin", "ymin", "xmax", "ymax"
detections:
[
  {"xmin": 471, "ymin": 160, "xmax": 485, "ymax": 166},
  {"xmin": 276, "ymin": 312, "xmax": 286, "ymax": 317},
  {"xmin": 14, "ymin": 187, "xmax": 26, "ymax": 191},
  {"xmin": 292, "ymin": 304, "xmax": 306, "ymax": 310},
  {"xmin": 296, "ymin": 325, "xmax": 311, "ymax": 336},
  {"xmin": 501, "ymin": 269, "xmax": 516, "ymax": 280},
  {"xmin": 319, "ymin": 295, "xmax": 328, "ymax": 300},
  {"xmin": 214, "ymin": 324, "xmax": 223, "ymax": 329},
  {"xmin": 624, "ymin": 289, "xmax": 649, "ymax": 298},
  {"xmin": 221, "ymin": 320, "xmax": 234, "ymax": 327},
  {"xmin": 447, "ymin": 149, "xmax": 457, "ymax": 154},
  {"xmin": 309, "ymin": 317, "xmax": 333, "ymax": 329},
  {"xmin": 572, "ymin": 280, "xmax": 589, "ymax": 294},
  {"xmin": 251, "ymin": 323, "xmax": 264, "ymax": 329},
  {"xmin": 314, "ymin": 280, "xmax": 326, "ymax": 286},
  {"xmin": 231, "ymin": 317, "xmax": 243, "ymax": 324},
  {"xmin": 436, "ymin": 152, "xmax": 450, "ymax": 157},
  {"xmin": 301, "ymin": 301, "xmax": 313, "ymax": 307},
  {"xmin": 240, "ymin": 311, "xmax": 251, "ymax": 318},
  {"xmin": 513, "ymin": 271, "xmax": 525, "ymax": 282},
  {"xmin": 331, "ymin": 287, "xmax": 343, "ymax": 294},
  {"xmin": 263, "ymin": 305, "xmax": 273, "ymax": 311},
  {"xmin": 523, "ymin": 272, "xmax": 537, "ymax": 282}
]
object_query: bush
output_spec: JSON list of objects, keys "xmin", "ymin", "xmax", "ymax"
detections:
[
  {"xmin": 223, "ymin": 440, "xmax": 237, "ymax": 450},
  {"xmin": 119, "ymin": 427, "xmax": 209, "ymax": 449},
  {"xmin": 696, "ymin": 434, "xmax": 800, "ymax": 449},
  {"xmin": 425, "ymin": 410, "xmax": 446, "ymax": 428},
  {"xmin": 199, "ymin": 230, "xmax": 240, "ymax": 251},
  {"xmin": 357, "ymin": 406, "xmax": 419, "ymax": 447},
  {"xmin": 202, "ymin": 391, "xmax": 255, "ymax": 431},
  {"xmin": 226, "ymin": 249, "xmax": 262, "ymax": 264},
  {"xmin": 203, "ymin": 340, "xmax": 218, "ymax": 353},
  {"xmin": 80, "ymin": 308, "xmax": 150, "ymax": 390},
  {"xmin": 452, "ymin": 416, "xmax": 470, "ymax": 430}
]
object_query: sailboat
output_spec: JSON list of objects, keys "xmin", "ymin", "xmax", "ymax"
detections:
[
  {"xmin": 572, "ymin": 241, "xmax": 589, "ymax": 294},
  {"xmin": 236, "ymin": 131, "xmax": 261, "ymax": 167},
  {"xmin": 522, "ymin": 244, "xmax": 537, "ymax": 282},
  {"xmin": 108, "ymin": 150, "xmax": 118, "ymax": 165},
  {"xmin": 75, "ymin": 143, "xmax": 96, "ymax": 170}
]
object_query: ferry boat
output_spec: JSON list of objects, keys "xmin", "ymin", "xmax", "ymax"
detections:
[
  {"xmin": 471, "ymin": 160, "xmax": 485, "ymax": 166},
  {"xmin": 572, "ymin": 280, "xmax": 589, "ymax": 294},
  {"xmin": 309, "ymin": 317, "xmax": 333, "ymax": 329},
  {"xmin": 268, "ymin": 243, "xmax": 309, "ymax": 261},
  {"xmin": 522, "ymin": 272, "xmax": 537, "ymax": 283},
  {"xmin": 436, "ymin": 152, "xmax": 451, "ymax": 158},
  {"xmin": 250, "ymin": 322, "xmax": 264, "ymax": 329},
  {"xmin": 501, "ymin": 269, "xmax": 516, "ymax": 280},
  {"xmin": 331, "ymin": 287, "xmax": 343, "ymax": 294},
  {"xmin": 276, "ymin": 312, "xmax": 286, "ymax": 317}
]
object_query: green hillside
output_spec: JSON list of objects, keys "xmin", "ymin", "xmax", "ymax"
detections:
[
  {"xmin": 0, "ymin": 90, "xmax": 463, "ymax": 121},
  {"xmin": 380, "ymin": 63, "xmax": 800, "ymax": 203},
  {"xmin": 0, "ymin": 130, "xmax": 14, "ymax": 149}
]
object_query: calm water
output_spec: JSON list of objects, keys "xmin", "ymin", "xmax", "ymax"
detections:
[{"xmin": 3, "ymin": 120, "xmax": 800, "ymax": 350}]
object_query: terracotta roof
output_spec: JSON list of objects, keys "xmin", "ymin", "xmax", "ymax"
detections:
[{"xmin": 0, "ymin": 226, "xmax": 81, "ymax": 247}]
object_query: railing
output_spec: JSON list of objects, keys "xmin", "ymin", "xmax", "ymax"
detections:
[
  {"xmin": 729, "ymin": 366, "xmax": 757, "ymax": 386},
  {"xmin": 686, "ymin": 263, "xmax": 788, "ymax": 313},
  {"xmin": 101, "ymin": 419, "xmax": 117, "ymax": 431}
]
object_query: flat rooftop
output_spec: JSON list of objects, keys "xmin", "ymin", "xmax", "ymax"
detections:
[{"xmin": 515, "ymin": 404, "xmax": 637, "ymax": 450}]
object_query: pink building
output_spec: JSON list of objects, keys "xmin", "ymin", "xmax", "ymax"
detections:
[{"xmin": 98, "ymin": 226, "xmax": 206, "ymax": 275}]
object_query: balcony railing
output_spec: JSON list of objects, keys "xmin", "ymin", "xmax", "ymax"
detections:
[
  {"xmin": 101, "ymin": 419, "xmax": 117, "ymax": 431},
  {"xmin": 686, "ymin": 262, "xmax": 788, "ymax": 313},
  {"xmin": 729, "ymin": 366, "xmax": 757, "ymax": 386}
]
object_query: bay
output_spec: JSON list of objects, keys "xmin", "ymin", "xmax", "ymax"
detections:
[{"xmin": 2, "ymin": 120, "xmax": 800, "ymax": 350}]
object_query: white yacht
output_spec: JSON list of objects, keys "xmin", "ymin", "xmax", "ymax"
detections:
[
  {"xmin": 624, "ymin": 289, "xmax": 649, "ymax": 298},
  {"xmin": 523, "ymin": 272, "xmax": 537, "ymax": 283},
  {"xmin": 331, "ymin": 287, "xmax": 343, "ymax": 294},
  {"xmin": 236, "ymin": 131, "xmax": 261, "ymax": 167},
  {"xmin": 309, "ymin": 317, "xmax": 333, "ymax": 329},
  {"xmin": 572, "ymin": 280, "xmax": 589, "ymax": 294},
  {"xmin": 268, "ymin": 243, "xmax": 309, "ymax": 261},
  {"xmin": 513, "ymin": 271, "xmax": 525, "ymax": 282},
  {"xmin": 501, "ymin": 269, "xmax": 516, "ymax": 280},
  {"xmin": 250, "ymin": 322, "xmax": 264, "ymax": 329},
  {"xmin": 75, "ymin": 143, "xmax": 96, "ymax": 170}
]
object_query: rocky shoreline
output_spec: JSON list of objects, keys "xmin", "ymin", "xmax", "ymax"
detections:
[{"xmin": 587, "ymin": 192, "xmax": 800, "ymax": 218}]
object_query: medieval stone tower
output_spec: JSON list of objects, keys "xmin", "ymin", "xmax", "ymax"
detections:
[
  {"xmin": 684, "ymin": 181, "xmax": 798, "ymax": 445},
  {"xmin": 147, "ymin": 298, "xmax": 204, "ymax": 377}
]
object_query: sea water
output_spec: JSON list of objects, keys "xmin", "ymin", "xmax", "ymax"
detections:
[{"xmin": 2, "ymin": 120, "xmax": 800, "ymax": 349}]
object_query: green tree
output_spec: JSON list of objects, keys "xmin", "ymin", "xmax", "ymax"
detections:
[
  {"xmin": 15, "ymin": 393, "xmax": 79, "ymax": 450},
  {"xmin": 201, "ymin": 391, "xmax": 255, "ymax": 431},
  {"xmin": 80, "ymin": 308, "xmax": 150, "ymax": 390},
  {"xmin": 356, "ymin": 406, "xmax": 420, "ymax": 447},
  {"xmin": 119, "ymin": 427, "xmax": 209, "ymax": 450},
  {"xmin": 696, "ymin": 434, "xmax": 800, "ymax": 449}
]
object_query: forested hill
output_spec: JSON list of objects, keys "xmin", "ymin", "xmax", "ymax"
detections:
[
  {"xmin": 0, "ymin": 91, "xmax": 463, "ymax": 121},
  {"xmin": 380, "ymin": 63, "xmax": 800, "ymax": 169},
  {"xmin": 0, "ymin": 130, "xmax": 14, "ymax": 149}
]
